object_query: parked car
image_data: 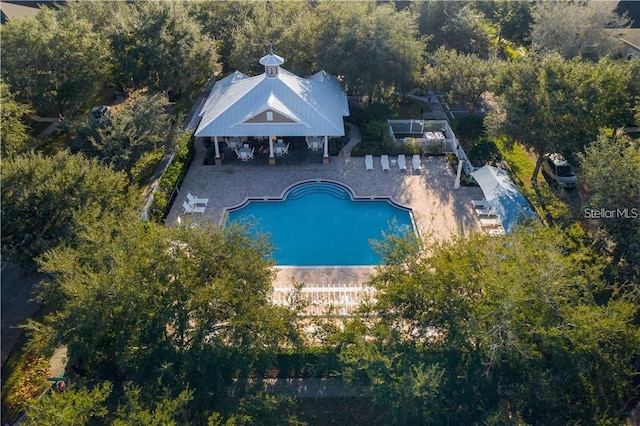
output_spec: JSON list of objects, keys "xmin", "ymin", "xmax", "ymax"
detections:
[
  {"xmin": 541, "ymin": 153, "xmax": 577, "ymax": 189},
  {"xmin": 89, "ymin": 105, "xmax": 111, "ymax": 124}
]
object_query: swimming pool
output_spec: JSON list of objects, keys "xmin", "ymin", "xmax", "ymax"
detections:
[{"xmin": 226, "ymin": 180, "xmax": 416, "ymax": 266}]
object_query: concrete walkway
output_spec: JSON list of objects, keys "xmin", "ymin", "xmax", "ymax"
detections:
[{"xmin": 31, "ymin": 115, "xmax": 60, "ymax": 139}]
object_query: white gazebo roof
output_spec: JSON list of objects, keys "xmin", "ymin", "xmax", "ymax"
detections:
[{"xmin": 195, "ymin": 56, "xmax": 349, "ymax": 138}]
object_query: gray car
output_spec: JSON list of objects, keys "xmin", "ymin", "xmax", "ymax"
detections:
[{"xmin": 541, "ymin": 153, "xmax": 577, "ymax": 189}]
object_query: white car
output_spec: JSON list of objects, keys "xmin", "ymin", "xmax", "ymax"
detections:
[{"xmin": 541, "ymin": 153, "xmax": 577, "ymax": 189}]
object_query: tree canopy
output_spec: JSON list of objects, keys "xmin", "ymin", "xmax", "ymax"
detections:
[
  {"xmin": 1, "ymin": 151, "xmax": 136, "ymax": 270},
  {"xmin": 84, "ymin": 92, "xmax": 178, "ymax": 182},
  {"xmin": 34, "ymin": 218, "xmax": 300, "ymax": 417},
  {"xmin": 0, "ymin": 82, "xmax": 35, "ymax": 159},
  {"xmin": 338, "ymin": 225, "xmax": 640, "ymax": 425},
  {"xmin": 0, "ymin": 8, "xmax": 113, "ymax": 117},
  {"xmin": 530, "ymin": 0, "xmax": 630, "ymax": 60},
  {"xmin": 579, "ymin": 132, "xmax": 640, "ymax": 284},
  {"xmin": 487, "ymin": 53, "xmax": 637, "ymax": 180}
]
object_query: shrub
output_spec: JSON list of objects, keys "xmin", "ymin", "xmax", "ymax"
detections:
[
  {"xmin": 452, "ymin": 115, "xmax": 486, "ymax": 145},
  {"xmin": 148, "ymin": 131, "xmax": 195, "ymax": 222},
  {"xmin": 361, "ymin": 120, "xmax": 389, "ymax": 142},
  {"xmin": 349, "ymin": 102, "xmax": 392, "ymax": 125},
  {"xmin": 466, "ymin": 137, "xmax": 501, "ymax": 166}
]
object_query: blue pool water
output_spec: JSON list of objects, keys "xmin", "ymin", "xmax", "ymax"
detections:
[{"xmin": 226, "ymin": 181, "xmax": 415, "ymax": 266}]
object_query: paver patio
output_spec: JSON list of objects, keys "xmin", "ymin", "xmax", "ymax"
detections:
[{"xmin": 167, "ymin": 138, "xmax": 484, "ymax": 314}]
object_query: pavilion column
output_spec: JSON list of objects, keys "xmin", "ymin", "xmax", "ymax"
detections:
[
  {"xmin": 269, "ymin": 135, "xmax": 276, "ymax": 165},
  {"xmin": 213, "ymin": 136, "xmax": 222, "ymax": 165},
  {"xmin": 323, "ymin": 135, "xmax": 329, "ymax": 164}
]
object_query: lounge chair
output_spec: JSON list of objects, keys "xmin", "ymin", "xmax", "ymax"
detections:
[
  {"xmin": 412, "ymin": 155, "xmax": 422, "ymax": 172},
  {"xmin": 486, "ymin": 227, "xmax": 505, "ymax": 236},
  {"xmin": 365, "ymin": 155, "xmax": 374, "ymax": 171},
  {"xmin": 187, "ymin": 193, "xmax": 209, "ymax": 207},
  {"xmin": 475, "ymin": 207, "xmax": 496, "ymax": 217},
  {"xmin": 471, "ymin": 199, "xmax": 489, "ymax": 208},
  {"xmin": 397, "ymin": 155, "xmax": 407, "ymax": 171},
  {"xmin": 183, "ymin": 201, "xmax": 205, "ymax": 214},
  {"xmin": 381, "ymin": 155, "xmax": 390, "ymax": 171},
  {"xmin": 479, "ymin": 217, "xmax": 502, "ymax": 228}
]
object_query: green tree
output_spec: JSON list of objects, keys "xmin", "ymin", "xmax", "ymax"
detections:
[
  {"xmin": 423, "ymin": 47, "xmax": 493, "ymax": 113},
  {"xmin": 440, "ymin": 3, "xmax": 493, "ymax": 58},
  {"xmin": 530, "ymin": 0, "xmax": 630, "ymax": 60},
  {"xmin": 0, "ymin": 8, "xmax": 113, "ymax": 117},
  {"xmin": 315, "ymin": 2, "xmax": 425, "ymax": 101},
  {"xmin": 113, "ymin": 387, "xmax": 193, "ymax": 426},
  {"xmin": 24, "ymin": 382, "xmax": 112, "ymax": 426},
  {"xmin": 226, "ymin": 1, "xmax": 318, "ymax": 77},
  {"xmin": 111, "ymin": 1, "xmax": 220, "ymax": 94},
  {"xmin": 86, "ymin": 92, "xmax": 177, "ymax": 182},
  {"xmin": 339, "ymin": 225, "xmax": 640, "ymax": 424},
  {"xmin": 35, "ymin": 218, "xmax": 299, "ymax": 411},
  {"xmin": 1, "ymin": 81, "xmax": 35, "ymax": 158},
  {"xmin": 579, "ymin": 132, "xmax": 640, "ymax": 283},
  {"xmin": 487, "ymin": 54, "xmax": 636, "ymax": 180},
  {"xmin": 478, "ymin": 0, "xmax": 534, "ymax": 47},
  {"xmin": 0, "ymin": 151, "xmax": 136, "ymax": 270}
]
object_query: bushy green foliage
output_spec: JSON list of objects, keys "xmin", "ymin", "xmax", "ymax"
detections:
[
  {"xmin": 452, "ymin": 115, "xmax": 486, "ymax": 144},
  {"xmin": 466, "ymin": 137, "xmax": 501, "ymax": 166},
  {"xmin": 349, "ymin": 103, "xmax": 393, "ymax": 126},
  {"xmin": 0, "ymin": 82, "xmax": 35, "ymax": 159},
  {"xmin": 339, "ymin": 225, "xmax": 640, "ymax": 425},
  {"xmin": 1, "ymin": 150, "xmax": 137, "ymax": 270},
  {"xmin": 148, "ymin": 131, "xmax": 195, "ymax": 222}
]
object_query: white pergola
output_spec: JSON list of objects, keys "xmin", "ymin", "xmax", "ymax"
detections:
[{"xmin": 195, "ymin": 52, "xmax": 349, "ymax": 164}]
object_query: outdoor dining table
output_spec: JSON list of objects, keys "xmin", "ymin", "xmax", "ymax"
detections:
[
  {"xmin": 274, "ymin": 142, "xmax": 287, "ymax": 155},
  {"xmin": 237, "ymin": 146, "xmax": 252, "ymax": 161},
  {"xmin": 226, "ymin": 137, "xmax": 245, "ymax": 150}
]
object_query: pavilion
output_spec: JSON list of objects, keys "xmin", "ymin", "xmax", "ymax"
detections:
[{"xmin": 195, "ymin": 51, "xmax": 349, "ymax": 164}]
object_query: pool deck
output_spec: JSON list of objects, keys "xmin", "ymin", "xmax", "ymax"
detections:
[{"xmin": 168, "ymin": 136, "xmax": 484, "ymax": 314}]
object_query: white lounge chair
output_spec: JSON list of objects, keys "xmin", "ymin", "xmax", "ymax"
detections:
[
  {"xmin": 397, "ymin": 155, "xmax": 407, "ymax": 171},
  {"xmin": 475, "ymin": 207, "xmax": 496, "ymax": 217},
  {"xmin": 365, "ymin": 155, "xmax": 373, "ymax": 171},
  {"xmin": 381, "ymin": 155, "xmax": 390, "ymax": 171},
  {"xmin": 479, "ymin": 217, "xmax": 502, "ymax": 228},
  {"xmin": 183, "ymin": 201, "xmax": 205, "ymax": 214},
  {"xmin": 486, "ymin": 227, "xmax": 505, "ymax": 236},
  {"xmin": 187, "ymin": 193, "xmax": 209, "ymax": 207},
  {"xmin": 412, "ymin": 155, "xmax": 422, "ymax": 172},
  {"xmin": 471, "ymin": 199, "xmax": 489, "ymax": 208}
]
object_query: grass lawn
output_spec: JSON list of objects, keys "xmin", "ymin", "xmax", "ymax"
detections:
[{"xmin": 493, "ymin": 137, "xmax": 583, "ymax": 230}]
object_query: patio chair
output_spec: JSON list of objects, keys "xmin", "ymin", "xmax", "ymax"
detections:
[
  {"xmin": 479, "ymin": 217, "xmax": 502, "ymax": 228},
  {"xmin": 381, "ymin": 155, "xmax": 390, "ymax": 171},
  {"xmin": 187, "ymin": 192, "xmax": 209, "ymax": 207},
  {"xmin": 249, "ymin": 147, "xmax": 255, "ymax": 159},
  {"xmin": 471, "ymin": 199, "xmax": 489, "ymax": 208},
  {"xmin": 412, "ymin": 155, "xmax": 422, "ymax": 172},
  {"xmin": 283, "ymin": 143, "xmax": 289, "ymax": 155},
  {"xmin": 475, "ymin": 207, "xmax": 496, "ymax": 218},
  {"xmin": 183, "ymin": 201, "xmax": 205, "ymax": 214},
  {"xmin": 397, "ymin": 155, "xmax": 407, "ymax": 171},
  {"xmin": 486, "ymin": 227, "xmax": 505, "ymax": 236},
  {"xmin": 365, "ymin": 155, "xmax": 374, "ymax": 171}
]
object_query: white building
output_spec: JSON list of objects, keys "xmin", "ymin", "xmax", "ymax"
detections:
[{"xmin": 195, "ymin": 51, "xmax": 349, "ymax": 164}]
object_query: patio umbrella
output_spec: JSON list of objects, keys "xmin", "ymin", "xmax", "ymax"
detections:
[{"xmin": 471, "ymin": 166, "xmax": 536, "ymax": 233}]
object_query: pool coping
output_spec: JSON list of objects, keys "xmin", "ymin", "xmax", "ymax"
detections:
[{"xmin": 222, "ymin": 178, "xmax": 421, "ymax": 267}]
